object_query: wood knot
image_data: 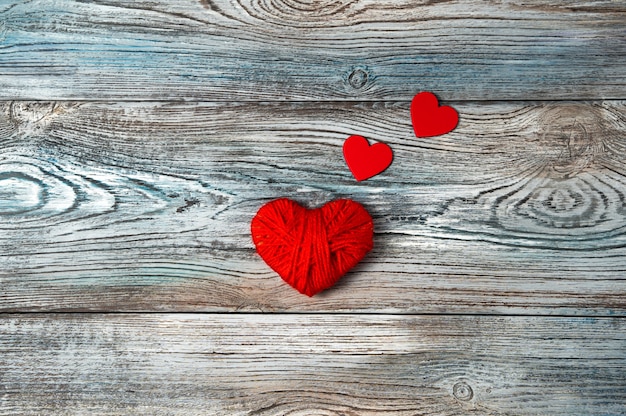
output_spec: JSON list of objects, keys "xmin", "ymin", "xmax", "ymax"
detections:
[
  {"xmin": 9, "ymin": 102, "xmax": 62, "ymax": 135},
  {"xmin": 536, "ymin": 104, "xmax": 606, "ymax": 177},
  {"xmin": 453, "ymin": 381, "xmax": 473, "ymax": 401},
  {"xmin": 348, "ymin": 68, "xmax": 368, "ymax": 89}
]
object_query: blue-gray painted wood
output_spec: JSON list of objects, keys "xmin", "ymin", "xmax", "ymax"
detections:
[
  {"xmin": 1, "ymin": 1, "xmax": 626, "ymax": 414},
  {"xmin": 0, "ymin": 0, "xmax": 625, "ymax": 101},
  {"xmin": 1, "ymin": 100, "xmax": 624, "ymax": 314},
  {"xmin": 1, "ymin": 314, "xmax": 625, "ymax": 415}
]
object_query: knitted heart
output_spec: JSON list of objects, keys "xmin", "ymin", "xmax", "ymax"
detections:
[
  {"xmin": 251, "ymin": 198, "xmax": 374, "ymax": 296},
  {"xmin": 411, "ymin": 91, "xmax": 459, "ymax": 137},
  {"xmin": 343, "ymin": 135, "xmax": 393, "ymax": 181}
]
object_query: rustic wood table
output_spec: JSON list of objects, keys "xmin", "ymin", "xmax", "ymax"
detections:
[{"xmin": 1, "ymin": 1, "xmax": 625, "ymax": 415}]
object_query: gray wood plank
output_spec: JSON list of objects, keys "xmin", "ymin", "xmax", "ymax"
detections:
[
  {"xmin": 0, "ymin": 0, "xmax": 625, "ymax": 101},
  {"xmin": 0, "ymin": 314, "xmax": 624, "ymax": 415},
  {"xmin": 1, "ymin": 100, "xmax": 625, "ymax": 314}
]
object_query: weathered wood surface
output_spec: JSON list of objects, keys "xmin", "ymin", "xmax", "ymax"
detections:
[
  {"xmin": 1, "ymin": 0, "xmax": 626, "ymax": 101},
  {"xmin": 1, "ymin": 314, "xmax": 625, "ymax": 415},
  {"xmin": 2, "ymin": 1, "xmax": 626, "ymax": 414},
  {"xmin": 1, "ymin": 100, "xmax": 625, "ymax": 314}
]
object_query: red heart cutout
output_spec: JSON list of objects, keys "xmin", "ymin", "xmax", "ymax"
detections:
[
  {"xmin": 411, "ymin": 91, "xmax": 459, "ymax": 137},
  {"xmin": 343, "ymin": 135, "xmax": 393, "ymax": 181},
  {"xmin": 251, "ymin": 198, "xmax": 373, "ymax": 296}
]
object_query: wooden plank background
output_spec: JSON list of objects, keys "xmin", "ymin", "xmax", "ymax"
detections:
[
  {"xmin": 1, "ymin": 0, "xmax": 625, "ymax": 414},
  {"xmin": 2, "ymin": 314, "xmax": 625, "ymax": 415},
  {"xmin": 1, "ymin": 0, "xmax": 626, "ymax": 101}
]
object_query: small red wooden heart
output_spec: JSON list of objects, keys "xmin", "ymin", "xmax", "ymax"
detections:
[
  {"xmin": 343, "ymin": 135, "xmax": 393, "ymax": 181},
  {"xmin": 251, "ymin": 198, "xmax": 373, "ymax": 297},
  {"xmin": 411, "ymin": 91, "xmax": 459, "ymax": 137}
]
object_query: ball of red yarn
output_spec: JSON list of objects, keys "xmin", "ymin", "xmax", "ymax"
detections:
[{"xmin": 251, "ymin": 198, "xmax": 374, "ymax": 297}]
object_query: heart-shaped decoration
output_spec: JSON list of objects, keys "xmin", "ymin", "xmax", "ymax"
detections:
[
  {"xmin": 343, "ymin": 135, "xmax": 393, "ymax": 181},
  {"xmin": 411, "ymin": 91, "xmax": 459, "ymax": 137},
  {"xmin": 251, "ymin": 198, "xmax": 373, "ymax": 296}
]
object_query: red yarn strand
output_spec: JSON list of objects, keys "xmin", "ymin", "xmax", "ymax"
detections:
[{"xmin": 251, "ymin": 198, "xmax": 374, "ymax": 297}]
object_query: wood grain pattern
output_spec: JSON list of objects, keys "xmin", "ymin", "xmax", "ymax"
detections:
[
  {"xmin": 1, "ymin": 100, "xmax": 625, "ymax": 314},
  {"xmin": 1, "ymin": 0, "xmax": 625, "ymax": 101},
  {"xmin": 1, "ymin": 314, "xmax": 625, "ymax": 416},
  {"xmin": 3, "ymin": 2, "xmax": 626, "ymax": 413}
]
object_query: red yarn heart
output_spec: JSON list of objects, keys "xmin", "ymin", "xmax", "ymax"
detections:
[
  {"xmin": 251, "ymin": 198, "xmax": 374, "ymax": 297},
  {"xmin": 343, "ymin": 135, "xmax": 393, "ymax": 181},
  {"xmin": 411, "ymin": 91, "xmax": 459, "ymax": 137}
]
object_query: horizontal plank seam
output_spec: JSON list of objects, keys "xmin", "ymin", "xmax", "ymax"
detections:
[
  {"xmin": 1, "ymin": 98, "xmax": 625, "ymax": 104},
  {"xmin": 0, "ymin": 311, "xmax": 624, "ymax": 319}
]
